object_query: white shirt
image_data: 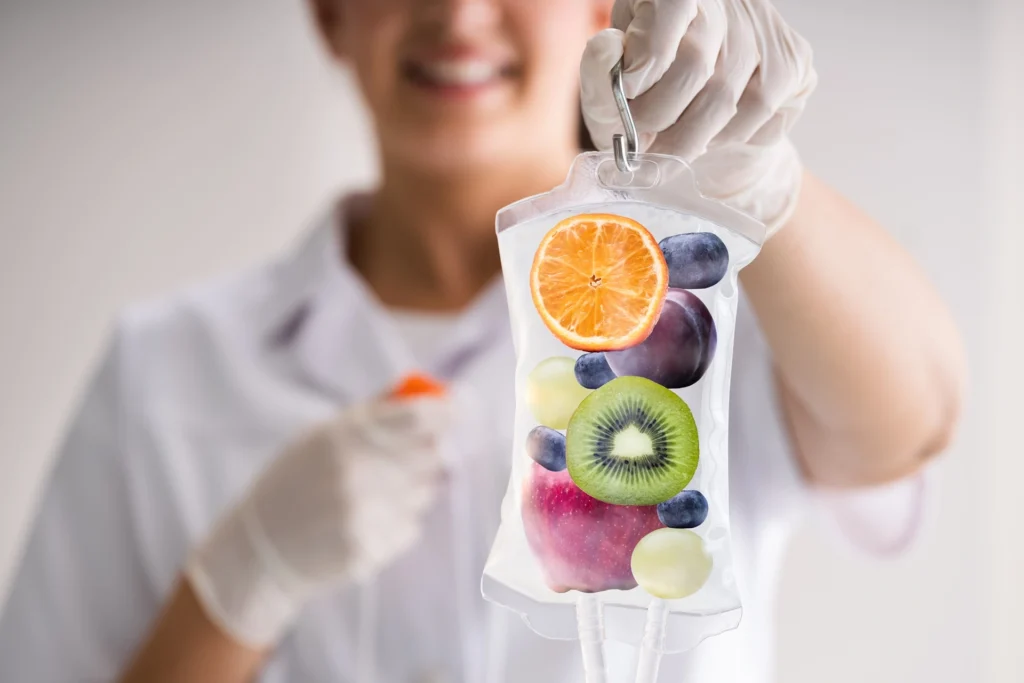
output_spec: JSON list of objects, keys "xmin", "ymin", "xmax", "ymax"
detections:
[{"xmin": 0, "ymin": 199, "xmax": 924, "ymax": 683}]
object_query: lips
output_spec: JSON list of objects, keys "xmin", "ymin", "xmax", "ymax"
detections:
[
  {"xmin": 411, "ymin": 59, "xmax": 501, "ymax": 86},
  {"xmin": 403, "ymin": 54, "xmax": 519, "ymax": 92}
]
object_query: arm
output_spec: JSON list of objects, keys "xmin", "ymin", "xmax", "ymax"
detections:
[
  {"xmin": 742, "ymin": 172, "xmax": 966, "ymax": 487},
  {"xmin": 119, "ymin": 581, "xmax": 265, "ymax": 683},
  {"xmin": 580, "ymin": 1, "xmax": 966, "ymax": 488}
]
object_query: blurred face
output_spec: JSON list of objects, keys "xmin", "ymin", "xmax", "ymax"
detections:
[{"xmin": 313, "ymin": 0, "xmax": 610, "ymax": 173}]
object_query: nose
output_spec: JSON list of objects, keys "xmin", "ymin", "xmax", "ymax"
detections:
[{"xmin": 418, "ymin": 0, "xmax": 501, "ymax": 35}]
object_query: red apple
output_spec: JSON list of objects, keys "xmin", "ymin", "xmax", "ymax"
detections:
[{"xmin": 522, "ymin": 461, "xmax": 665, "ymax": 593}]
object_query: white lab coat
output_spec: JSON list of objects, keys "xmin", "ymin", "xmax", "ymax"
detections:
[{"xmin": 0, "ymin": 197, "xmax": 925, "ymax": 682}]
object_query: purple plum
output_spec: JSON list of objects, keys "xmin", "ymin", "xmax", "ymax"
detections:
[{"xmin": 605, "ymin": 289, "xmax": 716, "ymax": 388}]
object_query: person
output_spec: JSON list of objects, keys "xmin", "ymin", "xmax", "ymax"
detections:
[{"xmin": 0, "ymin": 0, "xmax": 966, "ymax": 681}]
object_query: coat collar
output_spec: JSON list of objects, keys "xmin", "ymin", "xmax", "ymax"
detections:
[{"xmin": 266, "ymin": 196, "xmax": 510, "ymax": 402}]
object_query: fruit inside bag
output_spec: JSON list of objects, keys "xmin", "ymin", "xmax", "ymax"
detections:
[{"xmin": 481, "ymin": 150, "xmax": 765, "ymax": 680}]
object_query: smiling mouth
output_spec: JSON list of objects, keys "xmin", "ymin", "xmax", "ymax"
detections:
[{"xmin": 403, "ymin": 58, "xmax": 520, "ymax": 93}]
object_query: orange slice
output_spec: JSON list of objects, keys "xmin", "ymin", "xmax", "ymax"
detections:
[
  {"xmin": 530, "ymin": 213, "xmax": 668, "ymax": 351},
  {"xmin": 388, "ymin": 373, "xmax": 446, "ymax": 399}
]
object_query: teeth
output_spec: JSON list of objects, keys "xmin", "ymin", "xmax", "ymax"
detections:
[{"xmin": 418, "ymin": 59, "xmax": 500, "ymax": 86}]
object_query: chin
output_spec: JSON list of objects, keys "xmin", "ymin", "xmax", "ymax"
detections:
[{"xmin": 384, "ymin": 123, "xmax": 532, "ymax": 175}]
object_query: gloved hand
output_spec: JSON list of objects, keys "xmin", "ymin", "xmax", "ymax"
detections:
[
  {"xmin": 185, "ymin": 397, "xmax": 449, "ymax": 648},
  {"xmin": 581, "ymin": 0, "xmax": 817, "ymax": 236}
]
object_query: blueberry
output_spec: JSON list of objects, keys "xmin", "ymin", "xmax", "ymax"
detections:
[
  {"xmin": 526, "ymin": 426, "xmax": 567, "ymax": 472},
  {"xmin": 659, "ymin": 233, "xmax": 729, "ymax": 289},
  {"xmin": 574, "ymin": 353, "xmax": 617, "ymax": 389},
  {"xmin": 657, "ymin": 490, "xmax": 709, "ymax": 529}
]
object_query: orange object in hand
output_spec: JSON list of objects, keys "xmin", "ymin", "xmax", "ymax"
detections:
[{"xmin": 389, "ymin": 373, "xmax": 446, "ymax": 399}]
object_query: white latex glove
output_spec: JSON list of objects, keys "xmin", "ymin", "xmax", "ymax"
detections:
[
  {"xmin": 185, "ymin": 397, "xmax": 449, "ymax": 648},
  {"xmin": 581, "ymin": 0, "xmax": 818, "ymax": 236}
]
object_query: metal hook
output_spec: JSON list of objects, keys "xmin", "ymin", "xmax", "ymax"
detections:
[{"xmin": 610, "ymin": 58, "xmax": 639, "ymax": 173}]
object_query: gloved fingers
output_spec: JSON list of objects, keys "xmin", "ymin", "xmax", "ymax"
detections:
[
  {"xmin": 711, "ymin": 66, "xmax": 774, "ymax": 145},
  {"xmin": 629, "ymin": 0, "xmax": 728, "ymax": 135},
  {"xmin": 388, "ymin": 446, "xmax": 447, "ymax": 478},
  {"xmin": 344, "ymin": 472, "xmax": 440, "ymax": 571},
  {"xmin": 747, "ymin": 63, "xmax": 817, "ymax": 146},
  {"xmin": 747, "ymin": 109, "xmax": 788, "ymax": 147},
  {"xmin": 647, "ymin": 1, "xmax": 758, "ymax": 160},
  {"xmin": 356, "ymin": 478, "xmax": 438, "ymax": 523},
  {"xmin": 401, "ymin": 476, "xmax": 440, "ymax": 512},
  {"xmin": 580, "ymin": 28, "xmax": 626, "ymax": 152},
  {"xmin": 349, "ymin": 519, "xmax": 423, "ymax": 580},
  {"xmin": 357, "ymin": 483, "xmax": 436, "ymax": 535},
  {"xmin": 714, "ymin": 2, "xmax": 816, "ymax": 146},
  {"xmin": 611, "ymin": 0, "xmax": 701, "ymax": 99},
  {"xmin": 372, "ymin": 396, "xmax": 452, "ymax": 433},
  {"xmin": 647, "ymin": 75, "xmax": 741, "ymax": 160},
  {"xmin": 348, "ymin": 397, "xmax": 452, "ymax": 451},
  {"xmin": 722, "ymin": 65, "xmax": 813, "ymax": 148},
  {"xmin": 347, "ymin": 456, "xmax": 443, "ymax": 504}
]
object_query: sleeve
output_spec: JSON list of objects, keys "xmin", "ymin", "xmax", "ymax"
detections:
[
  {"xmin": 732, "ymin": 291, "xmax": 928, "ymax": 557},
  {"xmin": 0, "ymin": 325, "xmax": 160, "ymax": 682},
  {"xmin": 810, "ymin": 468, "xmax": 931, "ymax": 558}
]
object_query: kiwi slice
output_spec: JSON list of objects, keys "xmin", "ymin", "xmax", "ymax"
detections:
[{"xmin": 566, "ymin": 376, "xmax": 699, "ymax": 506}]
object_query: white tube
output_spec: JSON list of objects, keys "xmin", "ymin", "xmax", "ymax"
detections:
[
  {"xmin": 633, "ymin": 598, "xmax": 669, "ymax": 683},
  {"xmin": 576, "ymin": 594, "xmax": 608, "ymax": 683}
]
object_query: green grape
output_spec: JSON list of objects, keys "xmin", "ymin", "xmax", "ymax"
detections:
[
  {"xmin": 526, "ymin": 357, "xmax": 592, "ymax": 429},
  {"xmin": 630, "ymin": 528, "xmax": 712, "ymax": 600}
]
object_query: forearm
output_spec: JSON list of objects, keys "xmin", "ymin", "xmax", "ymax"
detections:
[
  {"xmin": 119, "ymin": 579, "xmax": 266, "ymax": 683},
  {"xmin": 741, "ymin": 172, "xmax": 966, "ymax": 486}
]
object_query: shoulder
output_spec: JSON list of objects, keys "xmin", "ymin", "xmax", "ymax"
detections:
[
  {"xmin": 93, "ymin": 260, "xmax": 311, "ymax": 587},
  {"xmin": 122, "ymin": 260, "xmax": 284, "ymax": 353},
  {"xmin": 108, "ymin": 234, "xmax": 313, "ymax": 399},
  {"xmin": 111, "ymin": 204, "xmax": 339, "ymax": 379},
  {"xmin": 97, "ymin": 204, "xmax": 343, "ymax": 426},
  {"xmin": 81, "ymin": 249, "xmax": 320, "ymax": 484}
]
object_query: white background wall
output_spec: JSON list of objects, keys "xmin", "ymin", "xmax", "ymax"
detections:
[{"xmin": 1, "ymin": 1, "xmax": 1020, "ymax": 681}]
